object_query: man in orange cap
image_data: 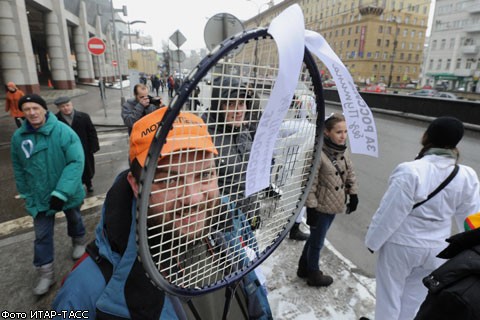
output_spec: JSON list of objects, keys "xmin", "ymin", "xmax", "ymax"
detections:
[
  {"xmin": 5, "ymin": 82, "xmax": 25, "ymax": 127},
  {"xmin": 53, "ymin": 108, "xmax": 272, "ymax": 319}
]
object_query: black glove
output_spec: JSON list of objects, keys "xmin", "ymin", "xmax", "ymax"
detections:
[
  {"xmin": 367, "ymin": 248, "xmax": 374, "ymax": 254},
  {"xmin": 346, "ymin": 194, "xmax": 358, "ymax": 214},
  {"xmin": 49, "ymin": 196, "xmax": 65, "ymax": 211}
]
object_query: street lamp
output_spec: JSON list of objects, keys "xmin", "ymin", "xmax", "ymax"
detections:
[
  {"xmin": 246, "ymin": 0, "xmax": 273, "ymax": 78},
  {"xmin": 110, "ymin": 1, "xmax": 127, "ymax": 105},
  {"xmin": 115, "ymin": 19, "xmax": 147, "ymax": 67},
  {"xmin": 246, "ymin": 0, "xmax": 273, "ymax": 27}
]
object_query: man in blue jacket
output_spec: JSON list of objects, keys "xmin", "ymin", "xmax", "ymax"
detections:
[
  {"xmin": 10, "ymin": 94, "xmax": 86, "ymax": 296},
  {"xmin": 52, "ymin": 107, "xmax": 272, "ymax": 319}
]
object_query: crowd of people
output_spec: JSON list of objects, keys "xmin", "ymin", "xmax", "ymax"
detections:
[{"xmin": 5, "ymin": 77, "xmax": 480, "ymax": 319}]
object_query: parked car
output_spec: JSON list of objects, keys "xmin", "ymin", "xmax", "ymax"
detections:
[
  {"xmin": 405, "ymin": 83, "xmax": 416, "ymax": 89},
  {"xmin": 408, "ymin": 89, "xmax": 438, "ymax": 97},
  {"xmin": 362, "ymin": 84, "xmax": 387, "ymax": 93},
  {"xmin": 323, "ymin": 79, "xmax": 336, "ymax": 88},
  {"xmin": 434, "ymin": 92, "xmax": 458, "ymax": 99}
]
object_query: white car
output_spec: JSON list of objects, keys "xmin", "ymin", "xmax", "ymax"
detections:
[{"xmin": 434, "ymin": 92, "xmax": 458, "ymax": 99}]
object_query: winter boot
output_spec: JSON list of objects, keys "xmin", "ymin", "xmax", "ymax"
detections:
[
  {"xmin": 72, "ymin": 237, "xmax": 86, "ymax": 260},
  {"xmin": 307, "ymin": 270, "xmax": 333, "ymax": 287},
  {"xmin": 33, "ymin": 262, "xmax": 55, "ymax": 295},
  {"xmin": 289, "ymin": 222, "xmax": 309, "ymax": 241},
  {"xmin": 297, "ymin": 263, "xmax": 308, "ymax": 278}
]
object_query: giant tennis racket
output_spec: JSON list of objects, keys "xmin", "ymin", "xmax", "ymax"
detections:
[{"xmin": 136, "ymin": 27, "xmax": 325, "ymax": 301}]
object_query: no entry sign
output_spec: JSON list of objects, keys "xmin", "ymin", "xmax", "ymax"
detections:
[{"xmin": 87, "ymin": 37, "xmax": 106, "ymax": 55}]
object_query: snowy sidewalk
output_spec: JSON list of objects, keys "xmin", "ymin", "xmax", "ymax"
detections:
[{"xmin": 263, "ymin": 237, "xmax": 375, "ymax": 319}]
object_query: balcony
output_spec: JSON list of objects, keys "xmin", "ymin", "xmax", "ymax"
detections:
[
  {"xmin": 461, "ymin": 45, "xmax": 479, "ymax": 55},
  {"xmin": 465, "ymin": 24, "xmax": 480, "ymax": 33},
  {"xmin": 358, "ymin": 0, "xmax": 385, "ymax": 16},
  {"xmin": 466, "ymin": 1, "xmax": 480, "ymax": 14}
]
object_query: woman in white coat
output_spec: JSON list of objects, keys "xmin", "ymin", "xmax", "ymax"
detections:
[{"xmin": 365, "ymin": 116, "xmax": 480, "ymax": 320}]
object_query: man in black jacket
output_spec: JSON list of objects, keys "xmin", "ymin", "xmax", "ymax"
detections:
[
  {"xmin": 55, "ymin": 96, "xmax": 100, "ymax": 193},
  {"xmin": 415, "ymin": 212, "xmax": 480, "ymax": 320}
]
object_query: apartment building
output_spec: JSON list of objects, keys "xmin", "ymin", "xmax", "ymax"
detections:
[
  {"xmin": 244, "ymin": 0, "xmax": 430, "ymax": 87},
  {"xmin": 422, "ymin": 0, "xmax": 480, "ymax": 92}
]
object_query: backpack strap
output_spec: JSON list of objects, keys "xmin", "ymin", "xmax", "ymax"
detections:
[
  {"xmin": 86, "ymin": 241, "xmax": 113, "ymax": 283},
  {"xmin": 413, "ymin": 165, "xmax": 459, "ymax": 209}
]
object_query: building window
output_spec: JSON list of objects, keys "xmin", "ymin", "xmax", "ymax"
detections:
[
  {"xmin": 436, "ymin": 59, "xmax": 442, "ymax": 70},
  {"xmin": 466, "ymin": 59, "xmax": 473, "ymax": 69},
  {"xmin": 386, "ymin": 39, "xmax": 390, "ymax": 47},
  {"xmin": 449, "ymin": 38, "xmax": 455, "ymax": 48},
  {"xmin": 377, "ymin": 39, "xmax": 382, "ymax": 46},
  {"xmin": 401, "ymin": 42, "xmax": 406, "ymax": 49},
  {"xmin": 446, "ymin": 59, "xmax": 451, "ymax": 69},
  {"xmin": 415, "ymin": 54, "xmax": 419, "ymax": 61},
  {"xmin": 373, "ymin": 64, "xmax": 378, "ymax": 71},
  {"xmin": 400, "ymin": 52, "xmax": 404, "ymax": 60},
  {"xmin": 432, "ymin": 40, "xmax": 437, "ymax": 50},
  {"xmin": 354, "ymin": 39, "xmax": 358, "ymax": 47},
  {"xmin": 440, "ymin": 39, "xmax": 446, "ymax": 49},
  {"xmin": 382, "ymin": 64, "xmax": 386, "ymax": 71},
  {"xmin": 428, "ymin": 59, "xmax": 433, "ymax": 70},
  {"xmin": 375, "ymin": 51, "xmax": 380, "ymax": 58},
  {"xmin": 347, "ymin": 40, "xmax": 351, "ymax": 48},
  {"xmin": 383, "ymin": 52, "xmax": 388, "ymax": 60},
  {"xmin": 456, "ymin": 58, "xmax": 461, "ymax": 68},
  {"xmin": 403, "ymin": 29, "xmax": 408, "ymax": 37},
  {"xmin": 408, "ymin": 53, "xmax": 412, "ymax": 61},
  {"xmin": 418, "ymin": 31, "xmax": 423, "ymax": 39},
  {"xmin": 379, "ymin": 25, "xmax": 383, "ymax": 33},
  {"xmin": 411, "ymin": 30, "xmax": 415, "ymax": 38}
]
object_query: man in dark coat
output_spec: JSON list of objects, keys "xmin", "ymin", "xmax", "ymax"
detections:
[
  {"xmin": 55, "ymin": 96, "xmax": 100, "ymax": 193},
  {"xmin": 415, "ymin": 212, "xmax": 480, "ymax": 320}
]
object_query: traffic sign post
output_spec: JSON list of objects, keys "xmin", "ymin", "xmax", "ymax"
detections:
[
  {"xmin": 87, "ymin": 37, "xmax": 107, "ymax": 117},
  {"xmin": 87, "ymin": 37, "xmax": 106, "ymax": 55},
  {"xmin": 169, "ymin": 30, "xmax": 187, "ymax": 78}
]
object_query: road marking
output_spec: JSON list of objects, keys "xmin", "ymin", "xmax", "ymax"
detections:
[{"xmin": 0, "ymin": 194, "xmax": 106, "ymax": 237}]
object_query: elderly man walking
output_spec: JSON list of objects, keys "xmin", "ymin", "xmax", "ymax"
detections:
[{"xmin": 10, "ymin": 94, "xmax": 87, "ymax": 296}]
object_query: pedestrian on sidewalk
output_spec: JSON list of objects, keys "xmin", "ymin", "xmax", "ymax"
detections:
[
  {"xmin": 52, "ymin": 108, "xmax": 272, "ymax": 319},
  {"xmin": 5, "ymin": 81, "xmax": 25, "ymax": 128},
  {"xmin": 10, "ymin": 94, "xmax": 87, "ymax": 296},
  {"xmin": 365, "ymin": 116, "xmax": 480, "ymax": 320},
  {"xmin": 54, "ymin": 96, "xmax": 100, "ymax": 193},
  {"xmin": 298, "ymin": 112, "xmax": 359, "ymax": 287},
  {"xmin": 121, "ymin": 83, "xmax": 159, "ymax": 135}
]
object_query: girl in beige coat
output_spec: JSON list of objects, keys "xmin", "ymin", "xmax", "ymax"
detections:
[{"xmin": 297, "ymin": 113, "xmax": 359, "ymax": 287}]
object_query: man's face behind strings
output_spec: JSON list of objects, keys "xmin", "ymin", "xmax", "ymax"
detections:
[{"xmin": 148, "ymin": 150, "xmax": 220, "ymax": 242}]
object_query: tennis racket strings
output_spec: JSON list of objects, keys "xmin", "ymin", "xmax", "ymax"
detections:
[{"xmin": 138, "ymin": 28, "xmax": 324, "ymax": 297}]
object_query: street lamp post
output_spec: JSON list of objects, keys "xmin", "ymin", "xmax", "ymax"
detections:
[
  {"xmin": 110, "ymin": 1, "xmax": 127, "ymax": 105},
  {"xmin": 246, "ymin": 0, "xmax": 272, "ymax": 78},
  {"xmin": 126, "ymin": 20, "xmax": 146, "ymax": 63}
]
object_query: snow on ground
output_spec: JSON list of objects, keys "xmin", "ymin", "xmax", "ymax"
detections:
[{"xmin": 261, "ymin": 237, "xmax": 376, "ymax": 320}]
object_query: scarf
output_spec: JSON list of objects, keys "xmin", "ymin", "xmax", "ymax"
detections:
[
  {"xmin": 416, "ymin": 147, "xmax": 458, "ymax": 160},
  {"xmin": 323, "ymin": 136, "xmax": 347, "ymax": 152}
]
